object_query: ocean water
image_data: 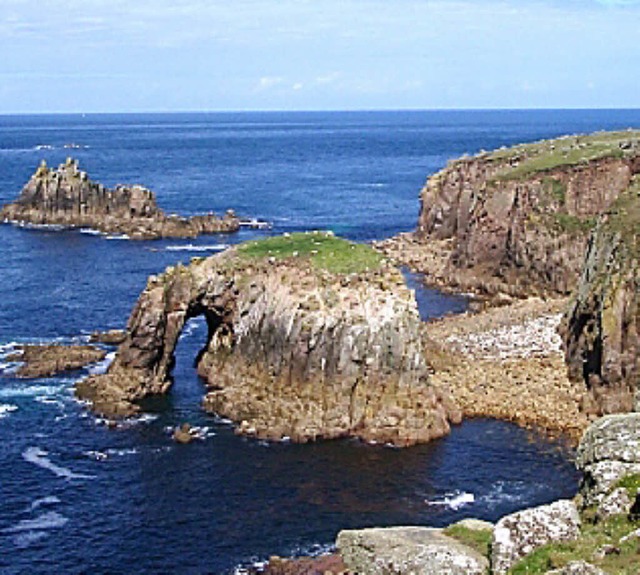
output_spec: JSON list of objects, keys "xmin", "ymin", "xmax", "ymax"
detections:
[{"xmin": 1, "ymin": 110, "xmax": 639, "ymax": 574}]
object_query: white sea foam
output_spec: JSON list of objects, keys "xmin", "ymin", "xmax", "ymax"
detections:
[
  {"xmin": 12, "ymin": 530, "xmax": 49, "ymax": 547},
  {"xmin": 3, "ymin": 511, "xmax": 69, "ymax": 533},
  {"xmin": 425, "ymin": 491, "xmax": 475, "ymax": 510},
  {"xmin": 0, "ymin": 385, "xmax": 62, "ymax": 399},
  {"xmin": 22, "ymin": 447, "xmax": 95, "ymax": 480},
  {"xmin": 34, "ymin": 144, "xmax": 55, "ymax": 150},
  {"xmin": 79, "ymin": 228, "xmax": 102, "ymax": 236},
  {"xmin": 105, "ymin": 447, "xmax": 139, "ymax": 457},
  {"xmin": 0, "ymin": 403, "xmax": 18, "ymax": 419},
  {"xmin": 84, "ymin": 450, "xmax": 109, "ymax": 461},
  {"xmin": 165, "ymin": 243, "xmax": 229, "ymax": 252},
  {"xmin": 478, "ymin": 480, "xmax": 530, "ymax": 506},
  {"xmin": 105, "ymin": 234, "xmax": 130, "ymax": 240},
  {"xmin": 29, "ymin": 496, "xmax": 61, "ymax": 511},
  {"xmin": 87, "ymin": 351, "xmax": 116, "ymax": 375}
]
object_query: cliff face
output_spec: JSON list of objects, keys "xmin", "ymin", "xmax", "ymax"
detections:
[
  {"xmin": 561, "ymin": 179, "xmax": 640, "ymax": 415},
  {"xmin": 77, "ymin": 233, "xmax": 460, "ymax": 446},
  {"xmin": 416, "ymin": 132, "xmax": 640, "ymax": 296},
  {"xmin": 1, "ymin": 158, "xmax": 239, "ymax": 238}
]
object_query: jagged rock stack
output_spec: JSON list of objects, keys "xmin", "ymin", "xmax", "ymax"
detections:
[{"xmin": 0, "ymin": 158, "xmax": 240, "ymax": 239}]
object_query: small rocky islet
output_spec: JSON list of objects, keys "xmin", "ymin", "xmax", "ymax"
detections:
[{"xmin": 4, "ymin": 130, "xmax": 640, "ymax": 573}]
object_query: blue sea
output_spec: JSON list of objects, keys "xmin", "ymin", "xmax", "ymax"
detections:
[{"xmin": 1, "ymin": 110, "xmax": 639, "ymax": 574}]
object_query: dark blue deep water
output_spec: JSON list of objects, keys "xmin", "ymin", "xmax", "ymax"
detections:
[{"xmin": 1, "ymin": 110, "xmax": 639, "ymax": 574}]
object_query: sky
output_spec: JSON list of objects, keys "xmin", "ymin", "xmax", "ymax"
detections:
[{"xmin": 1, "ymin": 0, "xmax": 639, "ymax": 113}]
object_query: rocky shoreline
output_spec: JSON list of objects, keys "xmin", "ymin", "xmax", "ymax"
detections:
[
  {"xmin": 4, "ymin": 343, "xmax": 107, "ymax": 378},
  {"xmin": 0, "ymin": 158, "xmax": 240, "ymax": 239}
]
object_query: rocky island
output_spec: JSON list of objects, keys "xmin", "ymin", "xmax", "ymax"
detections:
[
  {"xmin": 77, "ymin": 232, "xmax": 461, "ymax": 446},
  {"xmin": 0, "ymin": 158, "xmax": 240, "ymax": 239}
]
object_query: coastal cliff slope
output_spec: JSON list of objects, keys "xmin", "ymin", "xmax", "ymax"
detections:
[
  {"xmin": 0, "ymin": 158, "xmax": 239, "ymax": 239},
  {"xmin": 561, "ymin": 178, "xmax": 640, "ymax": 415},
  {"xmin": 77, "ymin": 233, "xmax": 460, "ymax": 446},
  {"xmin": 412, "ymin": 131, "xmax": 640, "ymax": 296}
]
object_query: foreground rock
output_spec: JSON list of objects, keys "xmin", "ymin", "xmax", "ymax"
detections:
[
  {"xmin": 561, "ymin": 177, "xmax": 640, "ymax": 416},
  {"xmin": 491, "ymin": 500, "xmax": 581, "ymax": 574},
  {"xmin": 5, "ymin": 344, "xmax": 106, "ymax": 378},
  {"xmin": 337, "ymin": 526, "xmax": 489, "ymax": 575},
  {"xmin": 77, "ymin": 233, "xmax": 460, "ymax": 446},
  {"xmin": 1, "ymin": 158, "xmax": 240, "ymax": 239},
  {"xmin": 378, "ymin": 131, "xmax": 640, "ymax": 299}
]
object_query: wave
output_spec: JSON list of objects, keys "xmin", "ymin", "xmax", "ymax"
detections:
[
  {"xmin": 165, "ymin": 243, "xmax": 230, "ymax": 252},
  {"xmin": 87, "ymin": 351, "xmax": 116, "ymax": 375},
  {"xmin": 4, "ymin": 510, "xmax": 69, "ymax": 548},
  {"xmin": 0, "ymin": 403, "xmax": 18, "ymax": 419},
  {"xmin": 0, "ymin": 384, "xmax": 63, "ymax": 399},
  {"xmin": 425, "ymin": 490, "xmax": 475, "ymax": 510},
  {"xmin": 79, "ymin": 228, "xmax": 102, "ymax": 236},
  {"xmin": 22, "ymin": 447, "xmax": 96, "ymax": 480},
  {"xmin": 105, "ymin": 234, "xmax": 130, "ymax": 240},
  {"xmin": 478, "ymin": 480, "xmax": 532, "ymax": 507},
  {"xmin": 29, "ymin": 496, "xmax": 61, "ymax": 511},
  {"xmin": 16, "ymin": 222, "xmax": 67, "ymax": 231}
]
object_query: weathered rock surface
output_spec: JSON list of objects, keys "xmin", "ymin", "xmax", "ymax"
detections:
[
  {"xmin": 575, "ymin": 413, "xmax": 640, "ymax": 509},
  {"xmin": 545, "ymin": 561, "xmax": 608, "ymax": 575},
  {"xmin": 410, "ymin": 131, "xmax": 640, "ymax": 297},
  {"xmin": 491, "ymin": 500, "xmax": 581, "ymax": 574},
  {"xmin": 88, "ymin": 329, "xmax": 126, "ymax": 345},
  {"xmin": 561, "ymin": 178, "xmax": 639, "ymax": 416},
  {"xmin": 337, "ymin": 526, "xmax": 490, "ymax": 575},
  {"xmin": 1, "ymin": 158, "xmax": 240, "ymax": 239},
  {"xmin": 5, "ymin": 344, "xmax": 106, "ymax": 378},
  {"xmin": 77, "ymin": 234, "xmax": 459, "ymax": 446},
  {"xmin": 250, "ymin": 554, "xmax": 348, "ymax": 575}
]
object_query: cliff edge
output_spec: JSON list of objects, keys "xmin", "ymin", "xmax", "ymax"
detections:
[
  {"xmin": 1, "ymin": 158, "xmax": 240, "ymax": 239},
  {"xmin": 77, "ymin": 233, "xmax": 460, "ymax": 446},
  {"xmin": 382, "ymin": 131, "xmax": 640, "ymax": 298}
]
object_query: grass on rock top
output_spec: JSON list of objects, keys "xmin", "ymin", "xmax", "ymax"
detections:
[
  {"xmin": 237, "ymin": 232, "xmax": 384, "ymax": 274},
  {"xmin": 487, "ymin": 130, "xmax": 640, "ymax": 181}
]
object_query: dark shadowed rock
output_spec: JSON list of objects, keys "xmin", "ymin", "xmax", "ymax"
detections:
[
  {"xmin": 0, "ymin": 158, "xmax": 240, "ymax": 239},
  {"xmin": 76, "ymin": 233, "xmax": 460, "ymax": 446}
]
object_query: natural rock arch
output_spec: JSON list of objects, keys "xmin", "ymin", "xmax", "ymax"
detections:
[{"xmin": 78, "ymin": 245, "xmax": 460, "ymax": 446}]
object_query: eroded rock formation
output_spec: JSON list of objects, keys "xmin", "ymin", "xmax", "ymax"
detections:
[
  {"xmin": 561, "ymin": 178, "xmax": 639, "ymax": 414},
  {"xmin": 5, "ymin": 344, "xmax": 107, "ymax": 378},
  {"xmin": 412, "ymin": 131, "xmax": 640, "ymax": 297},
  {"xmin": 77, "ymin": 234, "xmax": 460, "ymax": 446},
  {"xmin": 1, "ymin": 158, "xmax": 240, "ymax": 239}
]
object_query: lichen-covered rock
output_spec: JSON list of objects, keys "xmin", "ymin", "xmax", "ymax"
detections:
[
  {"xmin": 595, "ymin": 487, "xmax": 633, "ymax": 522},
  {"xmin": 77, "ymin": 234, "xmax": 460, "ymax": 446},
  {"xmin": 0, "ymin": 158, "xmax": 239, "ymax": 239},
  {"xmin": 575, "ymin": 413, "xmax": 640, "ymax": 508},
  {"xmin": 415, "ymin": 131, "xmax": 640, "ymax": 297},
  {"xmin": 336, "ymin": 526, "xmax": 489, "ymax": 575},
  {"xmin": 545, "ymin": 560, "xmax": 608, "ymax": 575},
  {"xmin": 491, "ymin": 500, "xmax": 581, "ymax": 574},
  {"xmin": 561, "ymin": 178, "xmax": 639, "ymax": 415}
]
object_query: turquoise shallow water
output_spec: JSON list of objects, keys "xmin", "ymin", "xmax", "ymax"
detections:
[{"xmin": 2, "ymin": 110, "xmax": 639, "ymax": 574}]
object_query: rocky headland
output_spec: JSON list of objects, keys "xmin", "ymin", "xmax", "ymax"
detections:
[
  {"xmin": 0, "ymin": 158, "xmax": 240, "ymax": 239},
  {"xmin": 76, "ymin": 232, "xmax": 461, "ymax": 446},
  {"xmin": 254, "ymin": 414, "xmax": 640, "ymax": 575},
  {"xmin": 377, "ymin": 130, "xmax": 640, "ymax": 298}
]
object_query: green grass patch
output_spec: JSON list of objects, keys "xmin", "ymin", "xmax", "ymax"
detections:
[
  {"xmin": 237, "ymin": 231, "xmax": 384, "ymax": 274},
  {"xmin": 443, "ymin": 524, "xmax": 492, "ymax": 558},
  {"xmin": 542, "ymin": 177, "xmax": 567, "ymax": 205},
  {"xmin": 604, "ymin": 176, "xmax": 640, "ymax": 259},
  {"xmin": 546, "ymin": 213, "xmax": 597, "ymax": 235},
  {"xmin": 487, "ymin": 131, "xmax": 640, "ymax": 182},
  {"xmin": 509, "ymin": 515, "xmax": 640, "ymax": 574},
  {"xmin": 615, "ymin": 473, "xmax": 640, "ymax": 499}
]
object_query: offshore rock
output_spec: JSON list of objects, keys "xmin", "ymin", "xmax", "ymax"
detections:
[
  {"xmin": 491, "ymin": 499, "xmax": 581, "ymax": 574},
  {"xmin": 0, "ymin": 158, "xmax": 239, "ymax": 239},
  {"xmin": 337, "ymin": 526, "xmax": 489, "ymax": 575},
  {"xmin": 560, "ymin": 178, "xmax": 640, "ymax": 415},
  {"xmin": 5, "ymin": 344, "xmax": 106, "ymax": 378},
  {"xmin": 414, "ymin": 131, "xmax": 640, "ymax": 297},
  {"xmin": 76, "ymin": 234, "xmax": 459, "ymax": 446}
]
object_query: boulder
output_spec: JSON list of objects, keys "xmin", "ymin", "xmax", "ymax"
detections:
[
  {"xmin": 337, "ymin": 526, "xmax": 489, "ymax": 575},
  {"xmin": 595, "ymin": 487, "xmax": 632, "ymax": 522},
  {"xmin": 0, "ymin": 158, "xmax": 240, "ymax": 239},
  {"xmin": 545, "ymin": 560, "xmax": 608, "ymax": 575},
  {"xmin": 491, "ymin": 500, "xmax": 581, "ymax": 574}
]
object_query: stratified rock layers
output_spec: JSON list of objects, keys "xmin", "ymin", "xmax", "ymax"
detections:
[
  {"xmin": 77, "ymin": 243, "xmax": 459, "ymax": 445},
  {"xmin": 415, "ymin": 132, "xmax": 640, "ymax": 296},
  {"xmin": 1, "ymin": 158, "xmax": 239, "ymax": 239},
  {"xmin": 561, "ymin": 180, "xmax": 640, "ymax": 414}
]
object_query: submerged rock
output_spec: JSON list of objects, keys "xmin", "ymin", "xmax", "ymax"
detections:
[
  {"xmin": 5, "ymin": 344, "xmax": 106, "ymax": 378},
  {"xmin": 77, "ymin": 233, "xmax": 460, "ymax": 446},
  {"xmin": 337, "ymin": 526, "xmax": 489, "ymax": 575},
  {"xmin": 0, "ymin": 158, "xmax": 240, "ymax": 239}
]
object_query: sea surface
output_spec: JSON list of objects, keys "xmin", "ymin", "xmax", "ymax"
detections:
[{"xmin": 1, "ymin": 109, "xmax": 639, "ymax": 574}]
